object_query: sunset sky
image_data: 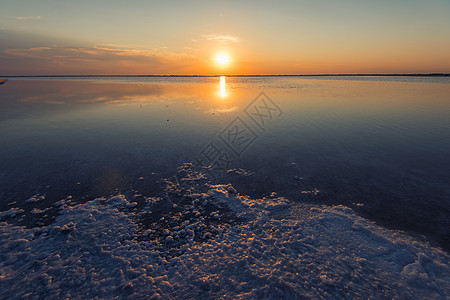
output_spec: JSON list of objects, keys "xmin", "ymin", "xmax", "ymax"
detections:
[{"xmin": 1, "ymin": 0, "xmax": 450, "ymax": 75}]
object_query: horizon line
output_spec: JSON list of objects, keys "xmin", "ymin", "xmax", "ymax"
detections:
[{"xmin": 1, "ymin": 73, "xmax": 450, "ymax": 78}]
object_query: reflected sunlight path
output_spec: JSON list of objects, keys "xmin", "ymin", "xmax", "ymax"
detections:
[{"xmin": 219, "ymin": 76, "xmax": 226, "ymax": 98}]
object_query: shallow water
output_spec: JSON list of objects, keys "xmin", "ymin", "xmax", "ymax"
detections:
[{"xmin": 1, "ymin": 76, "xmax": 450, "ymax": 250}]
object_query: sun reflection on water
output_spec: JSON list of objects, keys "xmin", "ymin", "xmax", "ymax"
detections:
[{"xmin": 219, "ymin": 76, "xmax": 226, "ymax": 98}]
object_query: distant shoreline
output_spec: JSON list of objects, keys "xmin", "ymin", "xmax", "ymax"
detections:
[{"xmin": 1, "ymin": 73, "xmax": 449, "ymax": 78}]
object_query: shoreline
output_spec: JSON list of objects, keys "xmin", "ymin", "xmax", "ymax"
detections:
[{"xmin": 1, "ymin": 167, "xmax": 449, "ymax": 298}]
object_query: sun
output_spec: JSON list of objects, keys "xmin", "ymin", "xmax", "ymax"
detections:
[{"xmin": 216, "ymin": 53, "xmax": 230, "ymax": 66}]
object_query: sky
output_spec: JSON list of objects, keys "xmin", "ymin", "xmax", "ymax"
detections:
[{"xmin": 1, "ymin": 0, "xmax": 450, "ymax": 75}]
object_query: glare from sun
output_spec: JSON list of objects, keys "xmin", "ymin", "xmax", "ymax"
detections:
[{"xmin": 216, "ymin": 53, "xmax": 230, "ymax": 66}]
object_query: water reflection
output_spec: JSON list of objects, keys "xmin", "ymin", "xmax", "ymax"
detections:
[
  {"xmin": 219, "ymin": 76, "xmax": 226, "ymax": 98},
  {"xmin": 1, "ymin": 76, "xmax": 450, "ymax": 250},
  {"xmin": 0, "ymin": 77, "xmax": 247, "ymax": 122}
]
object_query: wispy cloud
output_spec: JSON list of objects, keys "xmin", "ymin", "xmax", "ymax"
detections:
[
  {"xmin": 4, "ymin": 46, "xmax": 169, "ymax": 61},
  {"xmin": 11, "ymin": 16, "xmax": 42, "ymax": 20},
  {"xmin": 184, "ymin": 46, "xmax": 200, "ymax": 52},
  {"xmin": 2, "ymin": 45, "xmax": 200, "ymax": 74},
  {"xmin": 201, "ymin": 34, "xmax": 239, "ymax": 43}
]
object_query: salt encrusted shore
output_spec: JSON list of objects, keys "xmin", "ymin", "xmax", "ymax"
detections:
[{"xmin": 1, "ymin": 166, "xmax": 449, "ymax": 298}]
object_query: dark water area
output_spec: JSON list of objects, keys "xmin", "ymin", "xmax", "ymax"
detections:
[{"xmin": 1, "ymin": 76, "xmax": 449, "ymax": 250}]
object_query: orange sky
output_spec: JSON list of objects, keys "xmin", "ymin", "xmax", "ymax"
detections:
[{"xmin": 1, "ymin": 0, "xmax": 450, "ymax": 75}]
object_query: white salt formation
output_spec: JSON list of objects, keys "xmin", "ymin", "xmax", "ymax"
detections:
[{"xmin": 1, "ymin": 184, "xmax": 449, "ymax": 298}]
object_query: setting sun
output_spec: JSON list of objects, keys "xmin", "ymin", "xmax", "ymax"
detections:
[{"xmin": 216, "ymin": 53, "xmax": 230, "ymax": 66}]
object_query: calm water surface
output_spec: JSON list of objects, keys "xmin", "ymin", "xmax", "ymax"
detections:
[{"xmin": 1, "ymin": 76, "xmax": 449, "ymax": 250}]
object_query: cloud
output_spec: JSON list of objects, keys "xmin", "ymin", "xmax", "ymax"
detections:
[
  {"xmin": 3, "ymin": 45, "xmax": 196, "ymax": 63},
  {"xmin": 11, "ymin": 16, "xmax": 42, "ymax": 20},
  {"xmin": 1, "ymin": 45, "xmax": 200, "ymax": 75},
  {"xmin": 184, "ymin": 46, "xmax": 199, "ymax": 51},
  {"xmin": 201, "ymin": 34, "xmax": 239, "ymax": 43}
]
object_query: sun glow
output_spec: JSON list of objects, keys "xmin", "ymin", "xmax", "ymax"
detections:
[{"xmin": 216, "ymin": 53, "xmax": 230, "ymax": 66}]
